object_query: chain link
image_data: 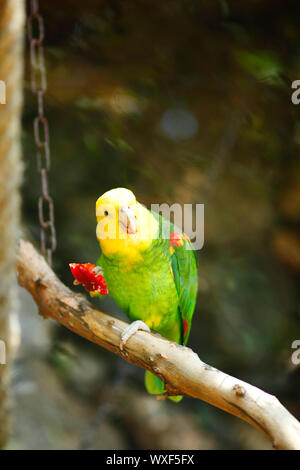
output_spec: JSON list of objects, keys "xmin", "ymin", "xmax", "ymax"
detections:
[{"xmin": 27, "ymin": 0, "xmax": 56, "ymax": 266}]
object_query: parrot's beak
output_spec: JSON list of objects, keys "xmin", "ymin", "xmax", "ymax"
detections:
[{"xmin": 119, "ymin": 205, "xmax": 137, "ymax": 235}]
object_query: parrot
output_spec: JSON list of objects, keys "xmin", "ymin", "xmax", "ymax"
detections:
[{"xmin": 69, "ymin": 187, "xmax": 198, "ymax": 402}]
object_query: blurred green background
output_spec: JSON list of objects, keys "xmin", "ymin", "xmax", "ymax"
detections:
[{"xmin": 12, "ymin": 0, "xmax": 300, "ymax": 449}]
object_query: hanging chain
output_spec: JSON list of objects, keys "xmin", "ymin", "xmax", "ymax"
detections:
[{"xmin": 27, "ymin": 0, "xmax": 56, "ymax": 266}]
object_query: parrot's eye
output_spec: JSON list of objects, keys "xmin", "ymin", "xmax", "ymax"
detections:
[{"xmin": 104, "ymin": 210, "xmax": 109, "ymax": 216}]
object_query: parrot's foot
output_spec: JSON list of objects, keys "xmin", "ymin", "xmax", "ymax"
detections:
[
  {"xmin": 120, "ymin": 320, "xmax": 151, "ymax": 351},
  {"xmin": 91, "ymin": 265, "xmax": 104, "ymax": 276}
]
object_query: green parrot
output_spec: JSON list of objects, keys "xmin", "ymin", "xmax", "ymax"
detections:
[{"xmin": 70, "ymin": 188, "xmax": 198, "ymax": 402}]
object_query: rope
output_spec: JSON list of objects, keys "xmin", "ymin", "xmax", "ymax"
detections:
[{"xmin": 0, "ymin": 0, "xmax": 24, "ymax": 448}]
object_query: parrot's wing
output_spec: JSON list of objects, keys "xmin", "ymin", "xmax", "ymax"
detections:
[{"xmin": 170, "ymin": 234, "xmax": 198, "ymax": 345}]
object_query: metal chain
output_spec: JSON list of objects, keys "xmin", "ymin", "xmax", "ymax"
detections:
[{"xmin": 27, "ymin": 0, "xmax": 56, "ymax": 266}]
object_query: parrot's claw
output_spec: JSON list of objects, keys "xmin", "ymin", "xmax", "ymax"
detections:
[
  {"xmin": 91, "ymin": 266, "xmax": 104, "ymax": 276},
  {"xmin": 120, "ymin": 320, "xmax": 151, "ymax": 351}
]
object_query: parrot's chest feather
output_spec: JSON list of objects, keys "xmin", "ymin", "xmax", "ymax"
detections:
[{"xmin": 101, "ymin": 242, "xmax": 178, "ymax": 330}]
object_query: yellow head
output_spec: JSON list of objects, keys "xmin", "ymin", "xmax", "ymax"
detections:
[{"xmin": 96, "ymin": 188, "xmax": 158, "ymax": 260}]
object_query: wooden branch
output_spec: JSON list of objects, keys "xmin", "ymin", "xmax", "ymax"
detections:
[{"xmin": 16, "ymin": 239, "xmax": 300, "ymax": 450}]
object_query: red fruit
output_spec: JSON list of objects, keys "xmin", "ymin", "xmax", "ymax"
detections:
[{"xmin": 69, "ymin": 263, "xmax": 108, "ymax": 295}]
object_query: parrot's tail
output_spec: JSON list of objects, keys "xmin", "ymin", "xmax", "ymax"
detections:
[{"xmin": 144, "ymin": 370, "xmax": 183, "ymax": 403}]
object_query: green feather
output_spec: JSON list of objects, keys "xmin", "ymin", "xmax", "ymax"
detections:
[{"xmin": 170, "ymin": 236, "xmax": 198, "ymax": 345}]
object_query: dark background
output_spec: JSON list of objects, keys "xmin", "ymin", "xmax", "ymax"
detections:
[{"xmin": 12, "ymin": 0, "xmax": 300, "ymax": 449}]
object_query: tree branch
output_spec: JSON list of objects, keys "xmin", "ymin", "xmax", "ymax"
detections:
[{"xmin": 16, "ymin": 239, "xmax": 300, "ymax": 450}]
